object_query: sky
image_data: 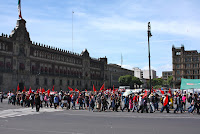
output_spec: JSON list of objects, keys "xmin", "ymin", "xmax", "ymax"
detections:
[{"xmin": 0, "ymin": 0, "xmax": 200, "ymax": 77}]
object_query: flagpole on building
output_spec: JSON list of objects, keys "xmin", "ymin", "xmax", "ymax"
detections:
[{"xmin": 72, "ymin": 11, "xmax": 74, "ymax": 52}]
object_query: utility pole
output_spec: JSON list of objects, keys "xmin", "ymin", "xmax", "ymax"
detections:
[{"xmin": 147, "ymin": 22, "xmax": 152, "ymax": 93}]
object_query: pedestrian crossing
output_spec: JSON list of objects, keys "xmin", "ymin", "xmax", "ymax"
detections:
[{"xmin": 0, "ymin": 107, "xmax": 63, "ymax": 118}]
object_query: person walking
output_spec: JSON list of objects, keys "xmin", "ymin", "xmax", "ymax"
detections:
[
  {"xmin": 174, "ymin": 94, "xmax": 183, "ymax": 113},
  {"xmin": 182, "ymin": 94, "xmax": 187, "ymax": 112},
  {"xmin": 160, "ymin": 94, "xmax": 169, "ymax": 113},
  {"xmin": 54, "ymin": 94, "xmax": 59, "ymax": 109},
  {"xmin": 129, "ymin": 95, "xmax": 133, "ymax": 112},
  {"xmin": 35, "ymin": 93, "xmax": 40, "ymax": 112},
  {"xmin": 0, "ymin": 92, "xmax": 3, "ymax": 103},
  {"xmin": 149, "ymin": 93, "xmax": 155, "ymax": 113},
  {"xmin": 89, "ymin": 95, "xmax": 95, "ymax": 112},
  {"xmin": 122, "ymin": 96, "xmax": 130, "ymax": 112},
  {"xmin": 132, "ymin": 94, "xmax": 138, "ymax": 112}
]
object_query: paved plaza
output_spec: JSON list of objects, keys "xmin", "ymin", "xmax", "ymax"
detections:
[{"xmin": 0, "ymin": 100, "xmax": 199, "ymax": 134}]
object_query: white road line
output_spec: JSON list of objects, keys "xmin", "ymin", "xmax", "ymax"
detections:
[
  {"xmin": 60, "ymin": 112, "xmax": 200, "ymax": 120},
  {"xmin": 0, "ymin": 107, "xmax": 63, "ymax": 118},
  {"xmin": 0, "ymin": 127, "xmax": 85, "ymax": 134}
]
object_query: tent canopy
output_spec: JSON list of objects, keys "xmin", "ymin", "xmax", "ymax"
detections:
[{"xmin": 180, "ymin": 78, "xmax": 200, "ymax": 89}]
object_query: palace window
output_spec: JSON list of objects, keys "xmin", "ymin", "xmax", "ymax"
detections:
[
  {"xmin": 44, "ymin": 78, "xmax": 47, "ymax": 85},
  {"xmin": 60, "ymin": 79, "xmax": 62, "ymax": 86},
  {"xmin": 77, "ymin": 80, "xmax": 79, "ymax": 86},
  {"xmin": 52, "ymin": 79, "xmax": 55, "ymax": 85},
  {"xmin": 36, "ymin": 78, "xmax": 39, "ymax": 85},
  {"xmin": 67, "ymin": 80, "xmax": 70, "ymax": 86},
  {"xmin": 19, "ymin": 63, "xmax": 25, "ymax": 70}
]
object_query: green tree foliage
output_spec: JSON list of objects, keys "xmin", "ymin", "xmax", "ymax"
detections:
[
  {"xmin": 152, "ymin": 78, "xmax": 164, "ymax": 86},
  {"xmin": 119, "ymin": 75, "xmax": 143, "ymax": 88},
  {"xmin": 167, "ymin": 76, "xmax": 173, "ymax": 88}
]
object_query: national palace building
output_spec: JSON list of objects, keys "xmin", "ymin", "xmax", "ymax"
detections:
[{"xmin": 0, "ymin": 19, "xmax": 134, "ymax": 92}]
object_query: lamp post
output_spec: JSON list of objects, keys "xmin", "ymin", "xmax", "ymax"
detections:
[{"xmin": 147, "ymin": 22, "xmax": 152, "ymax": 93}]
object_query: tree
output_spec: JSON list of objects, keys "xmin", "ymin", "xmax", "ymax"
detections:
[
  {"xmin": 167, "ymin": 76, "xmax": 173, "ymax": 88},
  {"xmin": 119, "ymin": 75, "xmax": 132, "ymax": 86},
  {"xmin": 119, "ymin": 75, "xmax": 143, "ymax": 88}
]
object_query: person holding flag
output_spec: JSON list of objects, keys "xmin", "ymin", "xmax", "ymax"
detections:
[{"xmin": 160, "ymin": 94, "xmax": 170, "ymax": 113}]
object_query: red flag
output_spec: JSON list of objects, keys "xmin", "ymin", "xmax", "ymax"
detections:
[
  {"xmin": 47, "ymin": 89, "xmax": 50, "ymax": 96},
  {"xmin": 168, "ymin": 88, "xmax": 172, "ymax": 96},
  {"xmin": 163, "ymin": 95, "xmax": 168, "ymax": 106},
  {"xmin": 17, "ymin": 84, "xmax": 20, "ymax": 91},
  {"xmin": 159, "ymin": 89, "xmax": 164, "ymax": 95},
  {"xmin": 42, "ymin": 88, "xmax": 45, "ymax": 94},
  {"xmin": 23, "ymin": 86, "xmax": 26, "ymax": 92},
  {"xmin": 68, "ymin": 87, "xmax": 73, "ymax": 91},
  {"xmin": 93, "ymin": 85, "xmax": 96, "ymax": 92},
  {"xmin": 75, "ymin": 88, "xmax": 79, "ymax": 92},
  {"xmin": 100, "ymin": 84, "xmax": 105, "ymax": 91},
  {"xmin": 151, "ymin": 87, "xmax": 153, "ymax": 93},
  {"xmin": 36, "ymin": 89, "xmax": 39, "ymax": 93},
  {"xmin": 85, "ymin": 89, "xmax": 87, "ymax": 92},
  {"xmin": 52, "ymin": 85, "xmax": 54, "ymax": 91},
  {"xmin": 113, "ymin": 85, "xmax": 115, "ymax": 91},
  {"xmin": 143, "ymin": 90, "xmax": 148, "ymax": 98},
  {"xmin": 70, "ymin": 94, "xmax": 73, "ymax": 98},
  {"xmin": 29, "ymin": 87, "xmax": 32, "ymax": 94},
  {"xmin": 13, "ymin": 89, "xmax": 15, "ymax": 92}
]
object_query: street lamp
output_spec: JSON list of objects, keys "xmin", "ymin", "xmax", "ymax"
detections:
[{"xmin": 147, "ymin": 22, "xmax": 152, "ymax": 93}]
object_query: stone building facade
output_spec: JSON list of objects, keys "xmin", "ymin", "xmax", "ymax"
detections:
[
  {"xmin": 172, "ymin": 45, "xmax": 200, "ymax": 88},
  {"xmin": 0, "ymin": 19, "xmax": 134, "ymax": 92},
  {"xmin": 107, "ymin": 64, "xmax": 134, "ymax": 88},
  {"xmin": 0, "ymin": 19, "xmax": 109, "ymax": 92}
]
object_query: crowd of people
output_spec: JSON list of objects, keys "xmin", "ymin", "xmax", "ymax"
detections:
[{"xmin": 2, "ymin": 89, "xmax": 200, "ymax": 114}]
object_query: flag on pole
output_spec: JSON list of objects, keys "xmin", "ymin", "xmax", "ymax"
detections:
[
  {"xmin": 42, "ymin": 88, "xmax": 45, "ymax": 94},
  {"xmin": 52, "ymin": 85, "xmax": 54, "ymax": 91},
  {"xmin": 18, "ymin": 0, "xmax": 22, "ymax": 19},
  {"xmin": 29, "ymin": 87, "xmax": 32, "ymax": 94},
  {"xmin": 163, "ymin": 95, "xmax": 168, "ymax": 106},
  {"xmin": 17, "ymin": 85, "xmax": 19, "ymax": 91},
  {"xmin": 47, "ymin": 89, "xmax": 50, "ymax": 96},
  {"xmin": 93, "ymin": 85, "xmax": 96, "ymax": 92},
  {"xmin": 68, "ymin": 87, "xmax": 73, "ymax": 91},
  {"xmin": 159, "ymin": 88, "xmax": 164, "ymax": 95},
  {"xmin": 100, "ymin": 84, "xmax": 104, "ymax": 91}
]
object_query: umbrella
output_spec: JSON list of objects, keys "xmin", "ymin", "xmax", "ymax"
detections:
[{"xmin": 122, "ymin": 90, "xmax": 133, "ymax": 96}]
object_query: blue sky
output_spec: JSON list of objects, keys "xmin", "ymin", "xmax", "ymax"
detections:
[{"xmin": 1, "ymin": 0, "xmax": 200, "ymax": 76}]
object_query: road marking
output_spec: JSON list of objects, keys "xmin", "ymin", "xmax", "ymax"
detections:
[
  {"xmin": 0, "ymin": 107, "xmax": 63, "ymax": 118},
  {"xmin": 0, "ymin": 127, "xmax": 85, "ymax": 134},
  {"xmin": 60, "ymin": 111, "xmax": 200, "ymax": 120}
]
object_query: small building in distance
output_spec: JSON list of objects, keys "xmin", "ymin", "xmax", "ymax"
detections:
[
  {"xmin": 142, "ymin": 69, "xmax": 157, "ymax": 79},
  {"xmin": 162, "ymin": 71, "xmax": 172, "ymax": 81}
]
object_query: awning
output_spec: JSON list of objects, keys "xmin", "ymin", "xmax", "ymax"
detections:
[{"xmin": 180, "ymin": 78, "xmax": 200, "ymax": 89}]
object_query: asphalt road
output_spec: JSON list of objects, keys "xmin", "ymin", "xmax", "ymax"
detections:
[{"xmin": 0, "ymin": 100, "xmax": 199, "ymax": 134}]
